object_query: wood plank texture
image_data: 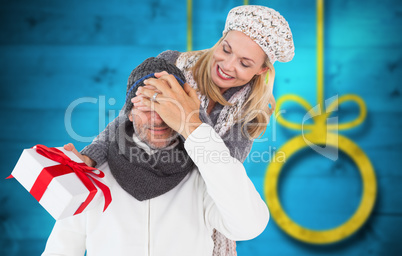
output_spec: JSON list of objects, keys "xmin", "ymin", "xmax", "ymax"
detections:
[{"xmin": 1, "ymin": 0, "xmax": 401, "ymax": 255}]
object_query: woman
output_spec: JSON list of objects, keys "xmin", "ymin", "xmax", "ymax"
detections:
[{"xmin": 76, "ymin": 5, "xmax": 294, "ymax": 256}]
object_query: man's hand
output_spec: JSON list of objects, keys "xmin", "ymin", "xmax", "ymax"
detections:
[{"xmin": 64, "ymin": 143, "xmax": 96, "ymax": 167}]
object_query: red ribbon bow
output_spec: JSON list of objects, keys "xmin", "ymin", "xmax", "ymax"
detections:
[{"xmin": 27, "ymin": 144, "xmax": 111, "ymax": 215}]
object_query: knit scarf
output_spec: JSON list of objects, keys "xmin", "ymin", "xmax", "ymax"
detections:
[{"xmin": 108, "ymin": 119, "xmax": 194, "ymax": 201}]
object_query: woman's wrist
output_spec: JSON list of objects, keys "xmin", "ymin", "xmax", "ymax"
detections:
[
  {"xmin": 182, "ymin": 121, "xmax": 203, "ymax": 140},
  {"xmin": 181, "ymin": 114, "xmax": 203, "ymax": 139}
]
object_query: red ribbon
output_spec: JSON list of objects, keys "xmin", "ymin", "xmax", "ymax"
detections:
[{"xmin": 28, "ymin": 144, "xmax": 111, "ymax": 215}]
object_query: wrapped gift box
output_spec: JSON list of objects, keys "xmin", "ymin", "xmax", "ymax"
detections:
[{"xmin": 11, "ymin": 145, "xmax": 111, "ymax": 220}]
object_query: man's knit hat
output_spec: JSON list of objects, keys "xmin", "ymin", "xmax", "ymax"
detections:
[{"xmin": 124, "ymin": 57, "xmax": 186, "ymax": 113}]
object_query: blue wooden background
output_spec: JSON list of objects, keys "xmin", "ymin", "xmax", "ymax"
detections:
[{"xmin": 1, "ymin": 0, "xmax": 401, "ymax": 255}]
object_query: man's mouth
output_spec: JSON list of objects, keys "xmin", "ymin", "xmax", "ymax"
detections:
[
  {"xmin": 149, "ymin": 127, "xmax": 170, "ymax": 134},
  {"xmin": 217, "ymin": 65, "xmax": 234, "ymax": 80}
]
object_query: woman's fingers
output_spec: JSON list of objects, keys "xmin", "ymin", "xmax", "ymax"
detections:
[
  {"xmin": 152, "ymin": 73, "xmax": 184, "ymax": 93},
  {"xmin": 144, "ymin": 73, "xmax": 185, "ymax": 95},
  {"xmin": 132, "ymin": 95, "xmax": 152, "ymax": 111},
  {"xmin": 136, "ymin": 87, "xmax": 163, "ymax": 102},
  {"xmin": 133, "ymin": 85, "xmax": 159, "ymax": 97},
  {"xmin": 183, "ymin": 83, "xmax": 199, "ymax": 103},
  {"xmin": 154, "ymin": 71, "xmax": 169, "ymax": 78},
  {"xmin": 132, "ymin": 73, "xmax": 202, "ymax": 139},
  {"xmin": 132, "ymin": 85, "xmax": 159, "ymax": 111},
  {"xmin": 139, "ymin": 94, "xmax": 164, "ymax": 115},
  {"xmin": 143, "ymin": 77, "xmax": 171, "ymax": 94},
  {"xmin": 142, "ymin": 85, "xmax": 157, "ymax": 91}
]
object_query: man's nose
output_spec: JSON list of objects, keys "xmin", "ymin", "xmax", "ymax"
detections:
[{"xmin": 150, "ymin": 111, "xmax": 163, "ymax": 123}]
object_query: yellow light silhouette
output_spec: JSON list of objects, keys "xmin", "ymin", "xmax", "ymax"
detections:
[
  {"xmin": 264, "ymin": 0, "xmax": 377, "ymax": 244},
  {"xmin": 187, "ymin": 0, "xmax": 193, "ymax": 52}
]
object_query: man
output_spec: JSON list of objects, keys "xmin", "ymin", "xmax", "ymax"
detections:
[{"xmin": 42, "ymin": 58, "xmax": 269, "ymax": 256}]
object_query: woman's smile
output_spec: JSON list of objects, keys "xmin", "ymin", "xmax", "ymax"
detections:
[{"xmin": 216, "ymin": 65, "xmax": 234, "ymax": 80}]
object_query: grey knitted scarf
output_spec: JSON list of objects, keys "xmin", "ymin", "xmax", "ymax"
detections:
[{"xmin": 108, "ymin": 119, "xmax": 194, "ymax": 201}]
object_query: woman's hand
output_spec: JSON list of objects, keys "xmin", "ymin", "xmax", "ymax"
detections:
[
  {"xmin": 133, "ymin": 72, "xmax": 202, "ymax": 139},
  {"xmin": 131, "ymin": 85, "xmax": 161, "ymax": 111},
  {"xmin": 64, "ymin": 143, "xmax": 96, "ymax": 167}
]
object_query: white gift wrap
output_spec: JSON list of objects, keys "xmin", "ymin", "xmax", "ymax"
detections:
[{"xmin": 11, "ymin": 146, "xmax": 104, "ymax": 220}]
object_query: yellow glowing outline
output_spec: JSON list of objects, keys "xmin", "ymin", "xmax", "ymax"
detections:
[
  {"xmin": 187, "ymin": 0, "xmax": 193, "ymax": 52},
  {"xmin": 265, "ymin": 134, "xmax": 377, "ymax": 244},
  {"xmin": 264, "ymin": 0, "xmax": 377, "ymax": 244}
]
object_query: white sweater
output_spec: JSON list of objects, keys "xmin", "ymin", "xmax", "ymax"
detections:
[{"xmin": 42, "ymin": 124, "xmax": 269, "ymax": 256}]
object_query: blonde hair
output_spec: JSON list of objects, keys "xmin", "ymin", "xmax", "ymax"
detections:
[{"xmin": 191, "ymin": 37, "xmax": 276, "ymax": 139}]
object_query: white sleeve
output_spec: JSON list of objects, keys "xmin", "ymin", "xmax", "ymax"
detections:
[
  {"xmin": 41, "ymin": 213, "xmax": 87, "ymax": 256},
  {"xmin": 184, "ymin": 123, "xmax": 269, "ymax": 241}
]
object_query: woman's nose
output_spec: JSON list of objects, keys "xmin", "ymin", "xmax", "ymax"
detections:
[{"xmin": 222, "ymin": 56, "xmax": 236, "ymax": 71}]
